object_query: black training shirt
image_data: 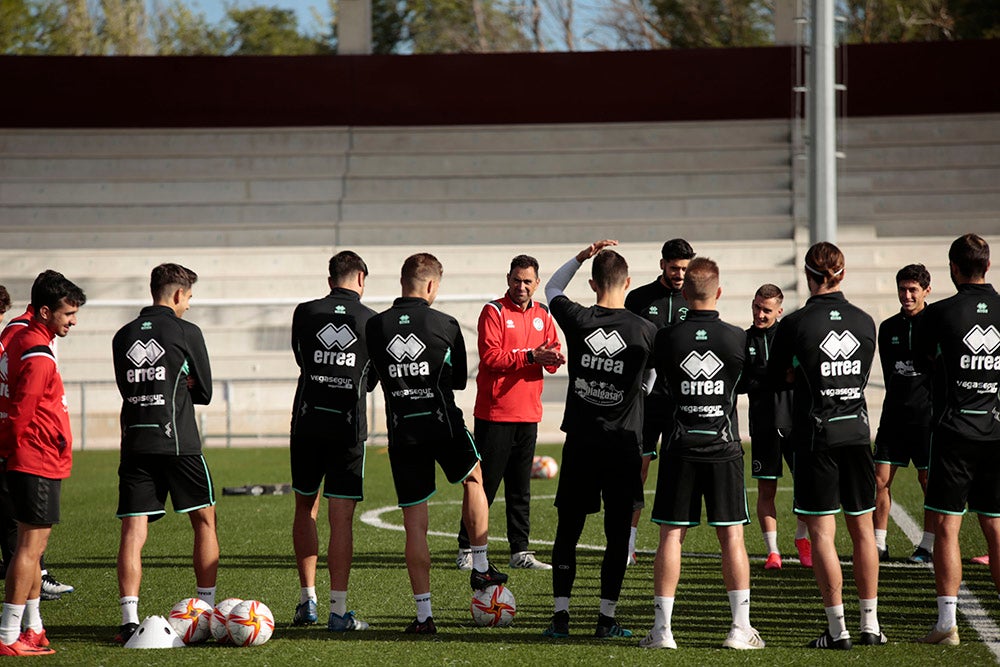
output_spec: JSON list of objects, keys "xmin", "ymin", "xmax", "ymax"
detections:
[
  {"xmin": 877, "ymin": 308, "xmax": 932, "ymax": 431},
  {"xmin": 741, "ymin": 322, "xmax": 793, "ymax": 439},
  {"xmin": 626, "ymin": 277, "xmax": 689, "ymax": 399}
]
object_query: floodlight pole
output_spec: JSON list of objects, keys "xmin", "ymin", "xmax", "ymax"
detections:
[{"xmin": 808, "ymin": 0, "xmax": 837, "ymax": 244}]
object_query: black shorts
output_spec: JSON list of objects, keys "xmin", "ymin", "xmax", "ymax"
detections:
[
  {"xmin": 6, "ymin": 472, "xmax": 61, "ymax": 525},
  {"xmin": 751, "ymin": 430, "xmax": 793, "ymax": 479},
  {"xmin": 651, "ymin": 456, "xmax": 749, "ymax": 526},
  {"xmin": 554, "ymin": 432, "xmax": 642, "ymax": 515},
  {"xmin": 290, "ymin": 431, "xmax": 365, "ymax": 501},
  {"xmin": 873, "ymin": 423, "xmax": 931, "ymax": 469},
  {"xmin": 387, "ymin": 427, "xmax": 480, "ymax": 507},
  {"xmin": 641, "ymin": 396, "xmax": 673, "ymax": 458},
  {"xmin": 793, "ymin": 445, "xmax": 875, "ymax": 516},
  {"xmin": 925, "ymin": 434, "xmax": 1000, "ymax": 516},
  {"xmin": 117, "ymin": 453, "xmax": 216, "ymax": 521}
]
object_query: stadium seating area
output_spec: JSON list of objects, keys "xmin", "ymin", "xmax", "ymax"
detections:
[{"xmin": 1, "ymin": 113, "xmax": 997, "ymax": 447}]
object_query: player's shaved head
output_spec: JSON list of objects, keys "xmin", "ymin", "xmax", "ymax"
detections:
[
  {"xmin": 591, "ymin": 250, "xmax": 629, "ymax": 291},
  {"xmin": 682, "ymin": 257, "xmax": 720, "ymax": 302},
  {"xmin": 401, "ymin": 253, "xmax": 443, "ymax": 291}
]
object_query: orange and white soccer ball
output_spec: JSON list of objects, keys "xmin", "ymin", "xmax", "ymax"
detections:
[
  {"xmin": 470, "ymin": 585, "xmax": 516, "ymax": 627},
  {"xmin": 226, "ymin": 599, "xmax": 275, "ymax": 646},
  {"xmin": 211, "ymin": 597, "xmax": 244, "ymax": 643},
  {"xmin": 531, "ymin": 455, "xmax": 559, "ymax": 479},
  {"xmin": 167, "ymin": 598, "xmax": 213, "ymax": 644}
]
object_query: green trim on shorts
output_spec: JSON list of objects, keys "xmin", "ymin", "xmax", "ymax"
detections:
[
  {"xmin": 117, "ymin": 510, "xmax": 166, "ymax": 519},
  {"xmin": 201, "ymin": 455, "xmax": 215, "ymax": 506},
  {"xmin": 874, "ymin": 458, "xmax": 908, "ymax": 467},
  {"xmin": 960, "ymin": 409, "xmax": 988, "ymax": 415},
  {"xmin": 453, "ymin": 459, "xmax": 480, "ymax": 486},
  {"xmin": 324, "ymin": 493, "xmax": 363, "ymax": 501},
  {"xmin": 651, "ymin": 518, "xmax": 699, "ymax": 527},
  {"xmin": 293, "ymin": 486, "xmax": 322, "ymax": 496},
  {"xmin": 709, "ymin": 519, "xmax": 750, "ymax": 527},
  {"xmin": 689, "ymin": 430, "xmax": 716, "ymax": 436},
  {"xmin": 399, "ymin": 489, "xmax": 437, "ymax": 508},
  {"xmin": 828, "ymin": 415, "xmax": 857, "ymax": 422},
  {"xmin": 970, "ymin": 508, "xmax": 1000, "ymax": 518},
  {"xmin": 794, "ymin": 508, "xmax": 841, "ymax": 516},
  {"xmin": 844, "ymin": 506, "xmax": 875, "ymax": 516},
  {"xmin": 177, "ymin": 502, "xmax": 214, "ymax": 514},
  {"xmin": 924, "ymin": 504, "xmax": 966, "ymax": 516}
]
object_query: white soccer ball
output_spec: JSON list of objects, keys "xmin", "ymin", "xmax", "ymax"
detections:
[
  {"xmin": 211, "ymin": 597, "xmax": 244, "ymax": 643},
  {"xmin": 531, "ymin": 455, "xmax": 559, "ymax": 479},
  {"xmin": 167, "ymin": 598, "xmax": 213, "ymax": 644},
  {"xmin": 226, "ymin": 599, "xmax": 275, "ymax": 646},
  {"xmin": 470, "ymin": 585, "xmax": 516, "ymax": 627}
]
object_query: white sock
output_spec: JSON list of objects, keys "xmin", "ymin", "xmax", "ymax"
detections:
[
  {"xmin": 762, "ymin": 531, "xmax": 779, "ymax": 555},
  {"xmin": 471, "ymin": 544, "xmax": 488, "ymax": 573},
  {"xmin": 196, "ymin": 586, "xmax": 216, "ymax": 608},
  {"xmin": 936, "ymin": 595, "xmax": 958, "ymax": 632},
  {"xmin": 301, "ymin": 586, "xmax": 317, "ymax": 605},
  {"xmin": 23, "ymin": 598, "xmax": 42, "ymax": 633},
  {"xmin": 653, "ymin": 596, "xmax": 675, "ymax": 634},
  {"xmin": 599, "ymin": 598, "xmax": 617, "ymax": 618},
  {"xmin": 859, "ymin": 597, "xmax": 879, "ymax": 634},
  {"xmin": 728, "ymin": 589, "xmax": 751, "ymax": 629},
  {"xmin": 919, "ymin": 531, "xmax": 935, "ymax": 552},
  {"xmin": 414, "ymin": 593, "xmax": 432, "ymax": 623},
  {"xmin": 795, "ymin": 519, "xmax": 809, "ymax": 541},
  {"xmin": 628, "ymin": 526, "xmax": 637, "ymax": 555},
  {"xmin": 120, "ymin": 596, "xmax": 139, "ymax": 626},
  {"xmin": 0, "ymin": 603, "xmax": 24, "ymax": 645},
  {"xmin": 874, "ymin": 529, "xmax": 887, "ymax": 551},
  {"xmin": 825, "ymin": 604, "xmax": 849, "ymax": 640},
  {"xmin": 554, "ymin": 596, "xmax": 570, "ymax": 614},
  {"xmin": 330, "ymin": 590, "xmax": 347, "ymax": 617}
]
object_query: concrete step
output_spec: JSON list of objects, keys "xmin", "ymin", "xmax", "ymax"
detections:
[
  {"xmin": 842, "ymin": 114, "xmax": 1000, "ymax": 146},
  {"xmin": 0, "ymin": 155, "xmax": 347, "ymax": 180}
]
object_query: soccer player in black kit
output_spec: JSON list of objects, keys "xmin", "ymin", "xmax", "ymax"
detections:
[
  {"xmin": 289, "ymin": 251, "xmax": 376, "ymax": 632},
  {"xmin": 873, "ymin": 264, "xmax": 935, "ymax": 564},
  {"xmin": 366, "ymin": 253, "xmax": 505, "ymax": 634},
  {"xmin": 641, "ymin": 257, "xmax": 764, "ymax": 650},
  {"xmin": 741, "ymin": 284, "xmax": 811, "ymax": 570},
  {"xmin": 919, "ymin": 234, "xmax": 1000, "ymax": 647},
  {"xmin": 624, "ymin": 239, "xmax": 694, "ymax": 564},
  {"xmin": 541, "ymin": 240, "xmax": 656, "ymax": 640},
  {"xmin": 768, "ymin": 242, "xmax": 885, "ymax": 650}
]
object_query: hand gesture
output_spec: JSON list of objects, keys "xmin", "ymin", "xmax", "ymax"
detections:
[
  {"xmin": 532, "ymin": 339, "xmax": 565, "ymax": 367},
  {"xmin": 575, "ymin": 239, "xmax": 618, "ymax": 263}
]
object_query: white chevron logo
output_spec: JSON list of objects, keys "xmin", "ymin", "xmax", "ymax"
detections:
[
  {"xmin": 387, "ymin": 334, "xmax": 426, "ymax": 362},
  {"xmin": 820, "ymin": 331, "xmax": 860, "ymax": 360},
  {"xmin": 680, "ymin": 350, "xmax": 724, "ymax": 379},
  {"xmin": 963, "ymin": 325, "xmax": 1000, "ymax": 354},
  {"xmin": 584, "ymin": 328, "xmax": 626, "ymax": 357},
  {"xmin": 317, "ymin": 323, "xmax": 357, "ymax": 350},
  {"xmin": 126, "ymin": 339, "xmax": 165, "ymax": 367}
]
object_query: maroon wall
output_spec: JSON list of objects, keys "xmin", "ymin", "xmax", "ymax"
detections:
[{"xmin": 0, "ymin": 40, "xmax": 995, "ymax": 128}]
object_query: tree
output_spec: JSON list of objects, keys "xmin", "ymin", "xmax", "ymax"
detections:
[
  {"xmin": 225, "ymin": 6, "xmax": 329, "ymax": 54},
  {"xmin": 152, "ymin": 0, "xmax": 227, "ymax": 55},
  {"xmin": 100, "ymin": 0, "xmax": 150, "ymax": 54},
  {"xmin": 371, "ymin": 0, "xmax": 408, "ymax": 53}
]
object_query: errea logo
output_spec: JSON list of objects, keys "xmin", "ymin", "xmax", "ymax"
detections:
[
  {"xmin": 125, "ymin": 339, "xmax": 166, "ymax": 383},
  {"xmin": 961, "ymin": 325, "xmax": 1000, "ymax": 371},
  {"xmin": 314, "ymin": 324, "xmax": 358, "ymax": 367},
  {"xmin": 829, "ymin": 310, "xmax": 842, "ymax": 321},
  {"xmin": 582, "ymin": 328, "xmax": 626, "ymax": 374},
  {"xmin": 680, "ymin": 351, "xmax": 725, "ymax": 395},
  {"xmin": 978, "ymin": 302, "xmax": 989, "ymax": 314},
  {"xmin": 695, "ymin": 329, "xmax": 708, "ymax": 341},
  {"xmin": 820, "ymin": 331, "xmax": 861, "ymax": 377},
  {"xmin": 386, "ymin": 334, "xmax": 430, "ymax": 378}
]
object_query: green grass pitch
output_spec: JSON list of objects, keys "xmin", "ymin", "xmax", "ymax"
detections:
[{"xmin": 20, "ymin": 443, "xmax": 1000, "ymax": 665}]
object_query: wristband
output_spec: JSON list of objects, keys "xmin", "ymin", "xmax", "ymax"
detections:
[{"xmin": 527, "ymin": 350, "xmax": 535, "ymax": 364}]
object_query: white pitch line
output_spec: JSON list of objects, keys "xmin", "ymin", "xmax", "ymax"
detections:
[{"xmin": 890, "ymin": 500, "xmax": 1000, "ymax": 660}]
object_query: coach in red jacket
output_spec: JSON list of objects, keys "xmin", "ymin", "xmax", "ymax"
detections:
[
  {"xmin": 456, "ymin": 255, "xmax": 565, "ymax": 571},
  {"xmin": 0, "ymin": 270, "xmax": 85, "ymax": 656}
]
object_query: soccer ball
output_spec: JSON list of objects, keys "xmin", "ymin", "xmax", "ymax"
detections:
[
  {"xmin": 167, "ymin": 598, "xmax": 213, "ymax": 644},
  {"xmin": 226, "ymin": 599, "xmax": 275, "ymax": 647},
  {"xmin": 211, "ymin": 597, "xmax": 244, "ymax": 643},
  {"xmin": 531, "ymin": 455, "xmax": 558, "ymax": 479},
  {"xmin": 470, "ymin": 585, "xmax": 516, "ymax": 627}
]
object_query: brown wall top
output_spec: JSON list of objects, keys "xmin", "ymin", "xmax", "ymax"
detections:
[{"xmin": 0, "ymin": 40, "xmax": 995, "ymax": 128}]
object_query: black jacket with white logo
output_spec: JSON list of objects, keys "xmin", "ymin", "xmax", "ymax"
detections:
[
  {"xmin": 922, "ymin": 283, "xmax": 1000, "ymax": 442},
  {"xmin": 112, "ymin": 305, "xmax": 212, "ymax": 456},
  {"xmin": 366, "ymin": 297, "xmax": 468, "ymax": 445},
  {"xmin": 768, "ymin": 292, "xmax": 876, "ymax": 451},
  {"xmin": 291, "ymin": 288, "xmax": 377, "ymax": 441},
  {"xmin": 657, "ymin": 309, "xmax": 745, "ymax": 461},
  {"xmin": 876, "ymin": 308, "xmax": 932, "ymax": 434},
  {"xmin": 742, "ymin": 322, "xmax": 793, "ymax": 438},
  {"xmin": 550, "ymin": 295, "xmax": 657, "ymax": 444}
]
